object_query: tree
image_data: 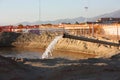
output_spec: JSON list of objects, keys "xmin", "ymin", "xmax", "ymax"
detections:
[
  {"xmin": 18, "ymin": 24, "xmax": 24, "ymax": 29},
  {"xmin": 75, "ymin": 21, "xmax": 79, "ymax": 24}
]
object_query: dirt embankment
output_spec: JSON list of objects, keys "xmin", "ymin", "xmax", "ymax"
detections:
[
  {"xmin": 55, "ymin": 38, "xmax": 119, "ymax": 58},
  {"xmin": 0, "ymin": 53, "xmax": 120, "ymax": 80},
  {"xmin": 0, "ymin": 32, "xmax": 56, "ymax": 48},
  {"xmin": 0, "ymin": 32, "xmax": 119, "ymax": 58}
]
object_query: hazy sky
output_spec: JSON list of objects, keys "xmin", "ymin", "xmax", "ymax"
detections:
[{"xmin": 0, "ymin": 0, "xmax": 120, "ymax": 25}]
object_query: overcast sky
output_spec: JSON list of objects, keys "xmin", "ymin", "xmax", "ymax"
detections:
[{"xmin": 0, "ymin": 0, "xmax": 120, "ymax": 25}]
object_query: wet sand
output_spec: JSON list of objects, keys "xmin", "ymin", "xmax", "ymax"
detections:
[{"xmin": 52, "ymin": 50, "xmax": 97, "ymax": 60}]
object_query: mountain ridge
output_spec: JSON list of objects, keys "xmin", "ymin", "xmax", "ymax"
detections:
[{"xmin": 18, "ymin": 9, "xmax": 120, "ymax": 25}]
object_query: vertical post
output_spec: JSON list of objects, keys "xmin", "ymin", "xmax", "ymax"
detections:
[
  {"xmin": 117, "ymin": 23, "xmax": 119, "ymax": 41},
  {"xmin": 116, "ymin": 23, "xmax": 120, "ymax": 49},
  {"xmin": 92, "ymin": 23, "xmax": 94, "ymax": 37}
]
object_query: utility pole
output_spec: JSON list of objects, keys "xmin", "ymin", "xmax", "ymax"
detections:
[
  {"xmin": 84, "ymin": 6, "xmax": 88, "ymax": 23},
  {"xmin": 84, "ymin": 6, "xmax": 88, "ymax": 36},
  {"xmin": 39, "ymin": 0, "xmax": 41, "ymax": 25}
]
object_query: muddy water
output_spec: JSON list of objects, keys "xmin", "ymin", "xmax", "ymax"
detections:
[
  {"xmin": 0, "ymin": 48, "xmax": 44, "ymax": 59},
  {"xmin": 0, "ymin": 48, "xmax": 96, "ymax": 60}
]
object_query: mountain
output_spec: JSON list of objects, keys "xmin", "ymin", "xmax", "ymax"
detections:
[
  {"xmin": 16, "ymin": 21, "xmax": 32, "ymax": 25},
  {"xmin": 17, "ymin": 17, "xmax": 86, "ymax": 25},
  {"xmin": 18, "ymin": 9, "xmax": 120, "ymax": 25},
  {"xmin": 89, "ymin": 9, "xmax": 120, "ymax": 21},
  {"xmin": 97, "ymin": 9, "xmax": 120, "ymax": 18}
]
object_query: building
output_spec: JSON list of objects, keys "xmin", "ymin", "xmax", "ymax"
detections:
[{"xmin": 96, "ymin": 18, "xmax": 120, "ymax": 23}]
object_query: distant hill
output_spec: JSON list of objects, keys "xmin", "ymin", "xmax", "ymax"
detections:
[
  {"xmin": 34, "ymin": 17, "xmax": 85, "ymax": 24},
  {"xmin": 17, "ymin": 17, "xmax": 86, "ymax": 25},
  {"xmin": 89, "ymin": 9, "xmax": 120, "ymax": 21},
  {"xmin": 18, "ymin": 9, "xmax": 120, "ymax": 25}
]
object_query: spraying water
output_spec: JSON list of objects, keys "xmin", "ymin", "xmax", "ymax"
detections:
[{"xmin": 41, "ymin": 35, "xmax": 63, "ymax": 59}]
